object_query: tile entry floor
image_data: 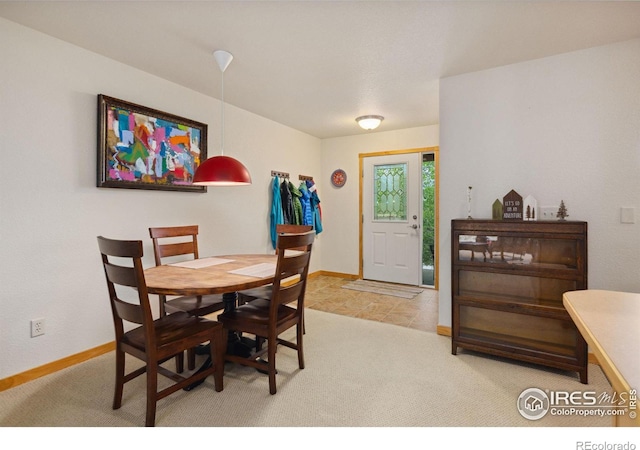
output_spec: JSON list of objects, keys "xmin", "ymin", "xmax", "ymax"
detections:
[{"xmin": 304, "ymin": 275, "xmax": 439, "ymax": 333}]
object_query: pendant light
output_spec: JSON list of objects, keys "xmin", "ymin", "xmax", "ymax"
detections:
[{"xmin": 193, "ymin": 50, "xmax": 252, "ymax": 186}]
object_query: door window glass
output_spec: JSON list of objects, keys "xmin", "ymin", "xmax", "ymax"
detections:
[{"xmin": 374, "ymin": 163, "xmax": 407, "ymax": 221}]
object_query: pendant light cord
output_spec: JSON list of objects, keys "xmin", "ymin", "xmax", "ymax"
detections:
[
  {"xmin": 220, "ymin": 69, "xmax": 225, "ymax": 156},
  {"xmin": 213, "ymin": 49, "xmax": 233, "ymax": 158}
]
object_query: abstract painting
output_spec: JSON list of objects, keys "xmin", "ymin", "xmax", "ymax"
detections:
[{"xmin": 97, "ymin": 94, "xmax": 207, "ymax": 192}]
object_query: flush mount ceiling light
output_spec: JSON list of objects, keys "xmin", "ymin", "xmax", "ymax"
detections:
[
  {"xmin": 193, "ymin": 50, "xmax": 252, "ymax": 186},
  {"xmin": 356, "ymin": 115, "xmax": 384, "ymax": 130}
]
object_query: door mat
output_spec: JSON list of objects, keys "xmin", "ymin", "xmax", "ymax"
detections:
[{"xmin": 341, "ymin": 279, "xmax": 423, "ymax": 299}]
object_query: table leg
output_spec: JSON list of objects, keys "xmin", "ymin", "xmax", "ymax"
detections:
[
  {"xmin": 184, "ymin": 291, "xmax": 255, "ymax": 391},
  {"xmin": 222, "ymin": 291, "xmax": 255, "ymax": 357}
]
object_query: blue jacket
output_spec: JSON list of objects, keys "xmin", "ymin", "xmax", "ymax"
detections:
[
  {"xmin": 299, "ymin": 182, "xmax": 313, "ymax": 227},
  {"xmin": 270, "ymin": 177, "xmax": 284, "ymax": 248},
  {"xmin": 305, "ymin": 180, "xmax": 323, "ymax": 234}
]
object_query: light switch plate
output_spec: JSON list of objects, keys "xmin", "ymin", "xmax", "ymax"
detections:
[{"xmin": 621, "ymin": 207, "xmax": 635, "ymax": 224}]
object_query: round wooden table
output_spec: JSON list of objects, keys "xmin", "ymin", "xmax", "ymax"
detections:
[
  {"xmin": 145, "ymin": 254, "xmax": 279, "ymax": 389},
  {"xmin": 144, "ymin": 254, "xmax": 278, "ymax": 298}
]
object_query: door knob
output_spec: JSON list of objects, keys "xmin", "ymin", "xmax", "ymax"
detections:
[{"xmin": 408, "ymin": 224, "xmax": 419, "ymax": 229}]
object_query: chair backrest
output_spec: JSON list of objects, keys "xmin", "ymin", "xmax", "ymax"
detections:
[
  {"xmin": 97, "ymin": 236, "xmax": 155, "ymax": 345},
  {"xmin": 270, "ymin": 231, "xmax": 315, "ymax": 313},
  {"xmin": 276, "ymin": 224, "xmax": 313, "ymax": 234},
  {"xmin": 149, "ymin": 225, "xmax": 200, "ymax": 266},
  {"xmin": 275, "ymin": 224, "xmax": 313, "ymax": 253}
]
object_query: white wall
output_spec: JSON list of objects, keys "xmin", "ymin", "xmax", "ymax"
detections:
[
  {"xmin": 0, "ymin": 19, "xmax": 321, "ymax": 379},
  {"xmin": 439, "ymin": 39, "xmax": 640, "ymax": 327},
  {"xmin": 320, "ymin": 127, "xmax": 439, "ymax": 276}
]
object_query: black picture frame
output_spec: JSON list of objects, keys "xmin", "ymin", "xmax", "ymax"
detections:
[{"xmin": 97, "ymin": 94, "xmax": 207, "ymax": 192}]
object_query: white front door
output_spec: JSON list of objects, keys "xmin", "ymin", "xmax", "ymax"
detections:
[{"xmin": 363, "ymin": 153, "xmax": 422, "ymax": 285}]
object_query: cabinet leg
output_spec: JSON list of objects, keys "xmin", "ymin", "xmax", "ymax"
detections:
[
  {"xmin": 452, "ymin": 342, "xmax": 457, "ymax": 355},
  {"xmin": 579, "ymin": 368, "xmax": 588, "ymax": 384}
]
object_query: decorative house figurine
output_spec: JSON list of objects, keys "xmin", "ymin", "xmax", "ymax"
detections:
[
  {"xmin": 492, "ymin": 199, "xmax": 503, "ymax": 220},
  {"xmin": 557, "ymin": 200, "xmax": 569, "ymax": 220},
  {"xmin": 523, "ymin": 195, "xmax": 537, "ymax": 221},
  {"xmin": 503, "ymin": 189, "xmax": 523, "ymax": 221}
]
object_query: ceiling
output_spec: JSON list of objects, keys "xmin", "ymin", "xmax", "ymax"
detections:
[{"xmin": 2, "ymin": 1, "xmax": 640, "ymax": 139}]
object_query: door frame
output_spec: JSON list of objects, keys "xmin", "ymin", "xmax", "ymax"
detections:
[{"xmin": 358, "ymin": 146, "xmax": 440, "ymax": 289}]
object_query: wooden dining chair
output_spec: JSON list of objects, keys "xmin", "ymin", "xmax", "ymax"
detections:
[
  {"xmin": 149, "ymin": 225, "xmax": 226, "ymax": 317},
  {"xmin": 237, "ymin": 224, "xmax": 314, "ymax": 341},
  {"xmin": 149, "ymin": 225, "xmax": 226, "ymax": 370},
  {"xmin": 237, "ymin": 224, "xmax": 313, "ymax": 304},
  {"xmin": 97, "ymin": 236, "xmax": 225, "ymax": 427},
  {"xmin": 218, "ymin": 230, "xmax": 315, "ymax": 395}
]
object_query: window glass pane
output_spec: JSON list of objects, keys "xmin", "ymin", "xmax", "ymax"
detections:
[
  {"xmin": 374, "ymin": 163, "xmax": 407, "ymax": 221},
  {"xmin": 458, "ymin": 270, "xmax": 576, "ymax": 307},
  {"xmin": 457, "ymin": 235, "xmax": 578, "ymax": 268}
]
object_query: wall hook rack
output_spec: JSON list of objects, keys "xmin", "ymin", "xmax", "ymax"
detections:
[
  {"xmin": 299, "ymin": 175, "xmax": 314, "ymax": 181},
  {"xmin": 271, "ymin": 170, "xmax": 289, "ymax": 178}
]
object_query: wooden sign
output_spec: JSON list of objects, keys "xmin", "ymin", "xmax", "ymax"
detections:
[{"xmin": 503, "ymin": 189, "xmax": 523, "ymax": 220}]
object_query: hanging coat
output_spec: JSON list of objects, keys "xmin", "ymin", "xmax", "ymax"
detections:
[
  {"xmin": 270, "ymin": 177, "xmax": 284, "ymax": 248},
  {"xmin": 280, "ymin": 179, "xmax": 294, "ymax": 225},
  {"xmin": 306, "ymin": 179, "xmax": 323, "ymax": 234},
  {"xmin": 289, "ymin": 181, "xmax": 303, "ymax": 225},
  {"xmin": 299, "ymin": 182, "xmax": 313, "ymax": 227}
]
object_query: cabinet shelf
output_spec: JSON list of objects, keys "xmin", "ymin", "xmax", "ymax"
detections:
[
  {"xmin": 451, "ymin": 219, "xmax": 588, "ymax": 383},
  {"xmin": 457, "ymin": 292, "xmax": 568, "ymax": 312},
  {"xmin": 458, "ymin": 327, "xmax": 577, "ymax": 358},
  {"xmin": 457, "ymin": 258, "xmax": 577, "ymax": 273}
]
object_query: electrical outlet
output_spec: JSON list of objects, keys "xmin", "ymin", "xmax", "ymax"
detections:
[
  {"xmin": 540, "ymin": 207, "xmax": 558, "ymax": 220},
  {"xmin": 31, "ymin": 318, "xmax": 45, "ymax": 337}
]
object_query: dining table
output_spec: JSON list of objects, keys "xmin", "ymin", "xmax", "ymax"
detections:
[
  {"xmin": 144, "ymin": 253, "xmax": 278, "ymax": 301},
  {"xmin": 144, "ymin": 253, "xmax": 278, "ymax": 389}
]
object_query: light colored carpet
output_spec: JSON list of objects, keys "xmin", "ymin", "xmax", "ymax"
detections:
[
  {"xmin": 341, "ymin": 279, "xmax": 424, "ymax": 299},
  {"xmin": 0, "ymin": 309, "xmax": 612, "ymax": 427}
]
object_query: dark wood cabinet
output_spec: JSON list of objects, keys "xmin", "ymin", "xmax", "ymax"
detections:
[{"xmin": 451, "ymin": 219, "xmax": 588, "ymax": 383}]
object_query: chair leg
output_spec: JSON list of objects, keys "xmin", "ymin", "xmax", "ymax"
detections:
[
  {"xmin": 255, "ymin": 336, "xmax": 264, "ymax": 351},
  {"xmin": 175, "ymin": 351, "xmax": 184, "ymax": 373},
  {"xmin": 297, "ymin": 321, "xmax": 305, "ymax": 370},
  {"xmin": 211, "ymin": 329, "xmax": 226, "ymax": 392},
  {"xmin": 187, "ymin": 348, "xmax": 196, "ymax": 371},
  {"xmin": 268, "ymin": 338, "xmax": 277, "ymax": 395},
  {"xmin": 113, "ymin": 348, "xmax": 125, "ymax": 410},
  {"xmin": 145, "ymin": 363, "xmax": 158, "ymax": 427},
  {"xmin": 302, "ymin": 310, "xmax": 306, "ymax": 335},
  {"xmin": 158, "ymin": 295, "xmax": 167, "ymax": 317}
]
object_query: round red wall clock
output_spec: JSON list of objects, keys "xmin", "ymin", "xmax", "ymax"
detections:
[{"xmin": 331, "ymin": 169, "xmax": 347, "ymax": 187}]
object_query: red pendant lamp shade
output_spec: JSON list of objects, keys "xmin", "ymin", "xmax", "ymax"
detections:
[
  {"xmin": 193, "ymin": 155, "xmax": 251, "ymax": 186},
  {"xmin": 192, "ymin": 49, "xmax": 251, "ymax": 186}
]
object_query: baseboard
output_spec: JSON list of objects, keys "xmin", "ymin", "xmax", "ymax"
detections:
[
  {"xmin": 0, "ymin": 341, "xmax": 115, "ymax": 392},
  {"xmin": 312, "ymin": 270, "xmax": 359, "ymax": 280}
]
